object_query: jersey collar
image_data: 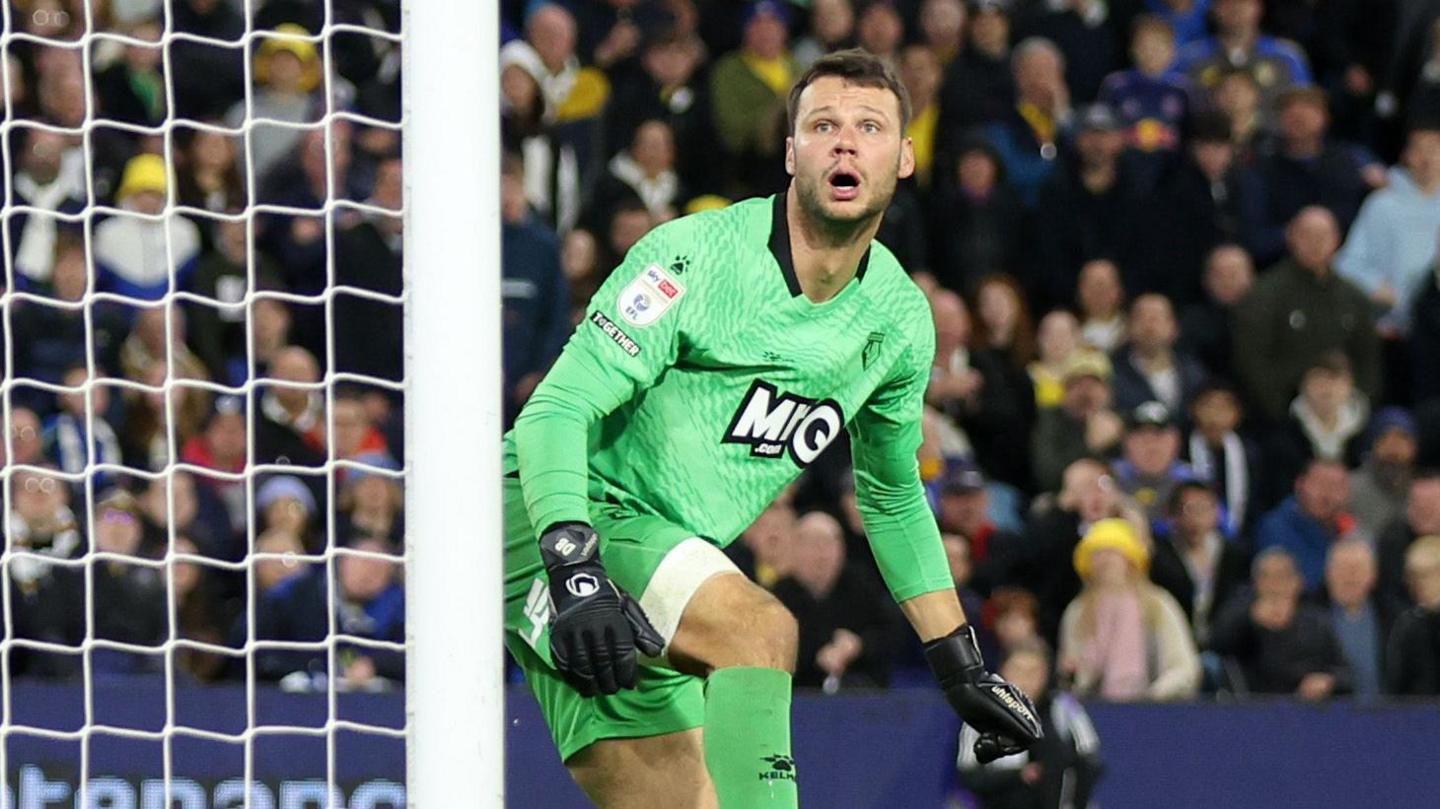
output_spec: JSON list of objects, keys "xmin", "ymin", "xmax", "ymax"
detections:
[{"xmin": 768, "ymin": 191, "xmax": 872, "ymax": 298}]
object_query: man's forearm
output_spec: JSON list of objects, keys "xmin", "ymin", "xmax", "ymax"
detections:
[{"xmin": 900, "ymin": 589, "xmax": 967, "ymax": 643}]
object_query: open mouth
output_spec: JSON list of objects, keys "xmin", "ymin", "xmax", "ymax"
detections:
[{"xmin": 828, "ymin": 170, "xmax": 861, "ymax": 201}]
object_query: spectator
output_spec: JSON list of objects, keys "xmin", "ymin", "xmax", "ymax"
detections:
[
  {"xmin": 185, "ymin": 219, "xmax": 285, "ymax": 385},
  {"xmin": 117, "ymin": 363, "xmax": 211, "ymax": 473},
  {"xmin": 1349, "ymin": 408, "xmax": 1420, "ymax": 540},
  {"xmin": 225, "ymin": 24, "xmax": 326, "ymax": 185},
  {"xmin": 855, "ymin": 0, "xmax": 905, "ymax": 66},
  {"xmin": 793, "ymin": 0, "xmax": 856, "ymax": 70},
  {"xmin": 1126, "ymin": 113, "xmax": 1246, "ymax": 309},
  {"xmin": 726, "ymin": 501, "xmax": 795, "ymax": 590},
  {"xmin": 250, "ymin": 296, "xmax": 293, "ymax": 379},
  {"xmin": 499, "ymin": 38, "xmax": 582, "ymax": 234},
  {"xmin": 938, "ymin": 0, "xmax": 1014, "ymax": 136},
  {"xmin": 1178, "ymin": 243, "xmax": 1254, "ymax": 381},
  {"xmin": 1385, "ymin": 535, "xmax": 1440, "ymax": 695},
  {"xmin": 1075, "ymin": 259, "xmax": 1127, "ymax": 353},
  {"xmin": 171, "ymin": 534, "xmax": 236, "ymax": 682},
  {"xmin": 90, "ymin": 489, "xmax": 167, "ymax": 674},
  {"xmin": 709, "ymin": 1, "xmax": 793, "ymax": 197},
  {"xmin": 587, "ymin": 119, "xmax": 687, "ymax": 230},
  {"xmin": 138, "ymin": 470, "xmax": 228, "ymax": 562},
  {"xmin": 1098, "ymin": 15, "xmax": 1192, "ymax": 156},
  {"xmin": 1377, "ymin": 472, "xmax": 1440, "ymax": 605},
  {"xmin": 919, "ymin": 0, "xmax": 967, "ymax": 66},
  {"xmin": 6, "ymin": 127, "xmax": 85, "ymax": 290},
  {"xmin": 119, "ymin": 306, "xmax": 211, "ymax": 388},
  {"xmin": 253, "ymin": 528, "xmax": 310, "ymax": 595},
  {"xmin": 7, "ymin": 467, "xmax": 83, "ymax": 677},
  {"xmin": 257, "ymin": 124, "xmax": 355, "ymax": 316},
  {"xmin": 1173, "ymin": 0, "xmax": 1311, "ymax": 110},
  {"xmin": 560, "ymin": 227, "xmax": 603, "ymax": 316},
  {"xmin": 1016, "ymin": 0, "xmax": 1116, "ymax": 104},
  {"xmin": 927, "ymin": 139, "xmax": 1024, "ymax": 293},
  {"xmin": 1183, "ymin": 382, "xmax": 1263, "ymax": 534},
  {"xmin": 605, "ymin": 31, "xmax": 717, "ymax": 196},
  {"xmin": 1210, "ymin": 547, "xmax": 1353, "ymax": 698},
  {"xmin": 1151, "ymin": 481, "xmax": 1249, "ymax": 645},
  {"xmin": 255, "ymin": 346, "xmax": 326, "ymax": 469},
  {"xmin": 984, "ymin": 37, "xmax": 1073, "ymax": 207},
  {"xmin": 1335, "ymin": 122, "xmax": 1440, "ymax": 337},
  {"xmin": 1211, "ymin": 67, "xmax": 1265, "ymax": 159},
  {"xmin": 900, "ymin": 44, "xmax": 944, "ymax": 189},
  {"xmin": 1322, "ymin": 538, "xmax": 1400, "ymax": 699},
  {"xmin": 1232, "ymin": 206, "xmax": 1380, "ymax": 424},
  {"xmin": 1028, "ymin": 309, "xmax": 1083, "ymax": 410},
  {"xmin": 11, "ymin": 235, "xmax": 125, "ymax": 388},
  {"xmin": 1058, "ymin": 518, "xmax": 1201, "ymax": 700},
  {"xmin": 1266, "ymin": 353, "xmax": 1371, "ymax": 490},
  {"xmin": 337, "ymin": 452, "xmax": 404, "ymax": 548},
  {"xmin": 253, "ymin": 536, "xmax": 404, "ymax": 689},
  {"xmin": 1240, "ymin": 88, "xmax": 1377, "ymax": 265},
  {"xmin": 942, "ymin": 533, "xmax": 996, "ymax": 659},
  {"xmin": 92, "ymin": 18, "xmax": 166, "ymax": 126},
  {"xmin": 169, "ymin": 0, "xmax": 246, "ymax": 118},
  {"xmin": 174, "ymin": 126, "xmax": 246, "ymax": 215},
  {"xmin": 334, "ymin": 155, "xmax": 404, "ymax": 383},
  {"xmin": 1114, "ymin": 401, "xmax": 1197, "ymax": 524},
  {"xmin": 1031, "ymin": 104, "xmax": 1135, "ymax": 311},
  {"xmin": 1415, "ymin": 265, "xmax": 1440, "ymax": 404},
  {"xmin": 987, "ymin": 586, "xmax": 1046, "ymax": 660},
  {"xmin": 974, "ymin": 274, "xmax": 1038, "ymax": 368},
  {"xmin": 1255, "ymin": 459, "xmax": 1359, "ymax": 594},
  {"xmin": 43, "ymin": 365, "xmax": 122, "ymax": 488},
  {"xmin": 1031, "ymin": 352, "xmax": 1124, "ymax": 493},
  {"xmin": 92, "ymin": 153, "xmax": 203, "ymax": 301},
  {"xmin": 1111, "ymin": 294, "xmax": 1208, "ymax": 415},
  {"xmin": 772, "ymin": 512, "xmax": 902, "ymax": 689},
  {"xmin": 257, "ymin": 474, "xmax": 317, "ymax": 553},
  {"xmin": 937, "ymin": 463, "xmax": 1022, "ymax": 595},
  {"xmin": 958, "ymin": 640, "xmax": 1102, "ymax": 809},
  {"xmin": 180, "ymin": 397, "xmax": 248, "ymax": 545},
  {"xmin": 4, "ymin": 407, "xmax": 46, "ymax": 468}
]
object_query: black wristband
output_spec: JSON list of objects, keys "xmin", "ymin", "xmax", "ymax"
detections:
[
  {"xmin": 539, "ymin": 522, "xmax": 600, "ymax": 570},
  {"xmin": 923, "ymin": 624, "xmax": 985, "ymax": 677}
]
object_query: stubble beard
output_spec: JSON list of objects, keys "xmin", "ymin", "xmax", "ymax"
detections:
[{"xmin": 794, "ymin": 164, "xmax": 897, "ymax": 246}]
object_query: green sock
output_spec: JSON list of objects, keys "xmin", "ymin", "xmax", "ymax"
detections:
[{"xmin": 704, "ymin": 667, "xmax": 797, "ymax": 808}]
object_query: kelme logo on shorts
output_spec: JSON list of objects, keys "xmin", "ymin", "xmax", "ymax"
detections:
[
  {"xmin": 759, "ymin": 754, "xmax": 796, "ymax": 782},
  {"xmin": 722, "ymin": 379, "xmax": 844, "ymax": 468}
]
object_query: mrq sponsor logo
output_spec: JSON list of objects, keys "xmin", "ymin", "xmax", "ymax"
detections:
[{"xmin": 4, "ymin": 765, "xmax": 405, "ymax": 808}]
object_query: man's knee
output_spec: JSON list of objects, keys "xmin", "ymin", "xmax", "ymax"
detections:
[{"xmin": 671, "ymin": 574, "xmax": 798, "ymax": 674}]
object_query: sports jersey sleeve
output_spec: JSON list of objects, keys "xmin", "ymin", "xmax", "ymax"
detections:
[
  {"xmin": 847, "ymin": 322, "xmax": 953, "ymax": 603},
  {"xmin": 513, "ymin": 224, "xmax": 694, "ymax": 535}
]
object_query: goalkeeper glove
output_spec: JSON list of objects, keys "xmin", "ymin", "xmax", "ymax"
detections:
[
  {"xmin": 539, "ymin": 522, "xmax": 665, "ymax": 696},
  {"xmin": 925, "ymin": 624, "xmax": 1043, "ymax": 763}
]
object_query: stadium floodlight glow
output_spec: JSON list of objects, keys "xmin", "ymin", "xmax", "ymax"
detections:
[{"xmin": 0, "ymin": 0, "xmax": 502, "ymax": 805}]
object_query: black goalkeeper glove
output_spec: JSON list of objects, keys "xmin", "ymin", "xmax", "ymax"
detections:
[
  {"xmin": 925, "ymin": 624, "xmax": 1043, "ymax": 764},
  {"xmin": 540, "ymin": 522, "xmax": 665, "ymax": 697}
]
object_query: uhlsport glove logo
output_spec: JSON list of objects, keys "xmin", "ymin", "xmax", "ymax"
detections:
[
  {"xmin": 565, "ymin": 572, "xmax": 601, "ymax": 598},
  {"xmin": 989, "ymin": 684, "xmax": 1036, "ymax": 725}
]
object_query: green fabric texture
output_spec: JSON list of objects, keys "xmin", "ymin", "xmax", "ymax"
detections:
[{"xmin": 704, "ymin": 667, "xmax": 798, "ymax": 808}]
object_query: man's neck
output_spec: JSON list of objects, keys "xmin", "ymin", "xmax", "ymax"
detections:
[
  {"xmin": 1133, "ymin": 345, "xmax": 1172, "ymax": 369},
  {"xmin": 786, "ymin": 189, "xmax": 879, "ymax": 302},
  {"xmin": 1414, "ymin": 170, "xmax": 1440, "ymax": 195}
]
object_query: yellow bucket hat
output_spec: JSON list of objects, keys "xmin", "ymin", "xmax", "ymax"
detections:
[
  {"xmin": 1073, "ymin": 518, "xmax": 1149, "ymax": 580},
  {"xmin": 256, "ymin": 23, "xmax": 322, "ymax": 93},
  {"xmin": 116, "ymin": 153, "xmax": 168, "ymax": 200}
]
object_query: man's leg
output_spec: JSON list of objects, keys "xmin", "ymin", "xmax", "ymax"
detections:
[
  {"xmin": 668, "ymin": 572, "xmax": 800, "ymax": 808},
  {"xmin": 568, "ymin": 729, "xmax": 718, "ymax": 809}
]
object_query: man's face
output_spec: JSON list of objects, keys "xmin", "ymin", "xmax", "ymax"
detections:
[
  {"xmin": 643, "ymin": 40, "xmax": 697, "ymax": 86},
  {"xmin": 1408, "ymin": 480, "xmax": 1440, "ymax": 535},
  {"xmin": 206, "ymin": 412, "xmax": 246, "ymax": 462},
  {"xmin": 332, "ymin": 400, "xmax": 370, "ymax": 457},
  {"xmin": 1300, "ymin": 368, "xmax": 1353, "ymax": 415},
  {"xmin": 792, "ymin": 516, "xmax": 846, "ymax": 594},
  {"xmin": 921, "ymin": 0, "xmax": 965, "ymax": 46},
  {"xmin": 1191, "ymin": 390, "xmax": 1240, "ymax": 436},
  {"xmin": 8, "ymin": 409, "xmax": 43, "ymax": 465},
  {"xmin": 1214, "ymin": 73, "xmax": 1259, "ymax": 117},
  {"xmin": 1279, "ymin": 100, "xmax": 1327, "ymax": 145},
  {"xmin": 1191, "ymin": 140, "xmax": 1235, "ymax": 181},
  {"xmin": 900, "ymin": 46, "xmax": 942, "ymax": 107},
  {"xmin": 1036, "ymin": 311, "xmax": 1079, "ymax": 362},
  {"xmin": 1297, "ymin": 464, "xmax": 1350, "ymax": 522},
  {"xmin": 930, "ymin": 292, "xmax": 971, "ymax": 353},
  {"xmin": 1374, "ymin": 429, "xmax": 1418, "ymax": 467},
  {"xmin": 1124, "ymin": 426, "xmax": 1179, "ymax": 476},
  {"xmin": 1326, "ymin": 545, "xmax": 1376, "ymax": 608},
  {"xmin": 1213, "ymin": 0, "xmax": 1261, "ymax": 36},
  {"xmin": 1205, "ymin": 247, "xmax": 1253, "ymax": 305},
  {"xmin": 1404, "ymin": 130, "xmax": 1440, "ymax": 183},
  {"xmin": 939, "ymin": 488, "xmax": 987, "ymax": 535},
  {"xmin": 1255, "ymin": 553, "xmax": 1301, "ymax": 601},
  {"xmin": 1063, "ymin": 462, "xmax": 1121, "ymax": 522},
  {"xmin": 744, "ymin": 10, "xmax": 789, "ymax": 60},
  {"xmin": 1063, "ymin": 375, "xmax": 1110, "ymax": 416},
  {"xmin": 1132, "ymin": 27, "xmax": 1175, "ymax": 75},
  {"xmin": 1014, "ymin": 49, "xmax": 1063, "ymax": 107},
  {"xmin": 632, "ymin": 122, "xmax": 675, "ymax": 176},
  {"xmin": 339, "ymin": 547, "xmax": 398, "ymax": 603},
  {"xmin": 858, "ymin": 3, "xmax": 903, "ymax": 55},
  {"xmin": 1129, "ymin": 296, "xmax": 1176, "ymax": 353},
  {"xmin": 1077, "ymin": 127, "xmax": 1124, "ymax": 167},
  {"xmin": 1287, "ymin": 209, "xmax": 1340, "ymax": 272},
  {"xmin": 95, "ymin": 505, "xmax": 142, "ymax": 555},
  {"xmin": 1077, "ymin": 261, "xmax": 1122, "ymax": 317},
  {"xmin": 528, "ymin": 6, "xmax": 577, "ymax": 71},
  {"xmin": 786, "ymin": 76, "xmax": 914, "ymax": 228},
  {"xmin": 1173, "ymin": 488, "xmax": 1220, "ymax": 538},
  {"xmin": 942, "ymin": 534, "xmax": 971, "ymax": 586},
  {"xmin": 812, "ymin": 0, "xmax": 855, "ymax": 44},
  {"xmin": 969, "ymin": 8, "xmax": 1009, "ymax": 54},
  {"xmin": 23, "ymin": 129, "xmax": 65, "ymax": 181}
]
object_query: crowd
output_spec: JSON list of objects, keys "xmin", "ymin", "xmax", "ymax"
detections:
[
  {"xmin": 500, "ymin": 0, "xmax": 1440, "ymax": 733},
  {"xmin": 3, "ymin": 0, "xmax": 405, "ymax": 691}
]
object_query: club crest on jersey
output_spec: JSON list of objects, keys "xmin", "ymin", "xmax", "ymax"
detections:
[
  {"xmin": 618, "ymin": 263, "xmax": 686, "ymax": 327},
  {"xmin": 863, "ymin": 331, "xmax": 885, "ymax": 370},
  {"xmin": 723, "ymin": 380, "xmax": 844, "ymax": 467}
]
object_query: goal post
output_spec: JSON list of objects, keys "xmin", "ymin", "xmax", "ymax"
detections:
[{"xmin": 402, "ymin": 1, "xmax": 505, "ymax": 807}]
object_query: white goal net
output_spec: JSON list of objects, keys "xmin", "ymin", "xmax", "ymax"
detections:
[{"xmin": 0, "ymin": 0, "xmax": 458, "ymax": 804}]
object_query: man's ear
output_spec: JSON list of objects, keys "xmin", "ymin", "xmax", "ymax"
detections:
[
  {"xmin": 898, "ymin": 136, "xmax": 916, "ymax": 180},
  {"xmin": 785, "ymin": 136, "xmax": 796, "ymax": 176}
]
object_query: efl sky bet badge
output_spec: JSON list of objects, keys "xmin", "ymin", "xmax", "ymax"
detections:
[{"xmin": 619, "ymin": 263, "xmax": 686, "ymax": 327}]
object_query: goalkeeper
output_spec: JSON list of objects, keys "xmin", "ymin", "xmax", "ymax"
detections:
[{"xmin": 503, "ymin": 49, "xmax": 1041, "ymax": 808}]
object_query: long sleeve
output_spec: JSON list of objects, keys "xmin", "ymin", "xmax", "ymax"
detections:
[
  {"xmin": 513, "ymin": 226, "xmax": 693, "ymax": 536},
  {"xmin": 848, "ymin": 329, "xmax": 953, "ymax": 604},
  {"xmin": 1231, "ymin": 286, "xmax": 1288, "ymax": 422},
  {"xmin": 1334, "ymin": 194, "xmax": 1389, "ymax": 296},
  {"xmin": 1147, "ymin": 590, "xmax": 1203, "ymax": 700}
]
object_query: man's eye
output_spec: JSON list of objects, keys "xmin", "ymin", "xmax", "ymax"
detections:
[
  {"xmin": 862, "ymin": 122, "xmax": 880, "ymax": 133},
  {"xmin": 815, "ymin": 121, "xmax": 833, "ymax": 133}
]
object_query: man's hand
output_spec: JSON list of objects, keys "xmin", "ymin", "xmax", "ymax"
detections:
[
  {"xmin": 541, "ymin": 523, "xmax": 665, "ymax": 696},
  {"xmin": 926, "ymin": 625, "xmax": 1042, "ymax": 764},
  {"xmin": 1297, "ymin": 672, "xmax": 1336, "ymax": 702},
  {"xmin": 816, "ymin": 628, "xmax": 864, "ymax": 677}
]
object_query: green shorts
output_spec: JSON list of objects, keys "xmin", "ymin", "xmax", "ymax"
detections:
[{"xmin": 502, "ymin": 474, "xmax": 739, "ymax": 761}]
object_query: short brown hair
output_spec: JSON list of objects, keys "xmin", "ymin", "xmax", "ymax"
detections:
[{"xmin": 785, "ymin": 48, "xmax": 911, "ymax": 136}]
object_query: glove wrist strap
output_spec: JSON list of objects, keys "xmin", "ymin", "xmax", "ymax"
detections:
[
  {"xmin": 539, "ymin": 522, "xmax": 601, "ymax": 571},
  {"xmin": 923, "ymin": 624, "xmax": 985, "ymax": 677}
]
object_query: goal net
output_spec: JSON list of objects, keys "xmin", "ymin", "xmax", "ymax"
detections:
[{"xmin": 0, "ymin": 0, "xmax": 499, "ymax": 804}]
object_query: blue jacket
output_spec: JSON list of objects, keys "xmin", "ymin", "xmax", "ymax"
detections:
[
  {"xmin": 1335, "ymin": 167, "xmax": 1440, "ymax": 334},
  {"xmin": 1255, "ymin": 497, "xmax": 1343, "ymax": 593},
  {"xmin": 983, "ymin": 109, "xmax": 1071, "ymax": 208},
  {"xmin": 502, "ymin": 216, "xmax": 571, "ymax": 425}
]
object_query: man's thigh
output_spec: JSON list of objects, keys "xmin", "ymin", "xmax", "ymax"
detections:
[{"xmin": 567, "ymin": 728, "xmax": 718, "ymax": 809}]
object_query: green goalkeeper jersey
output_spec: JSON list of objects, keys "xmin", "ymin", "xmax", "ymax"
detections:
[{"xmin": 505, "ymin": 193, "xmax": 951, "ymax": 602}]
